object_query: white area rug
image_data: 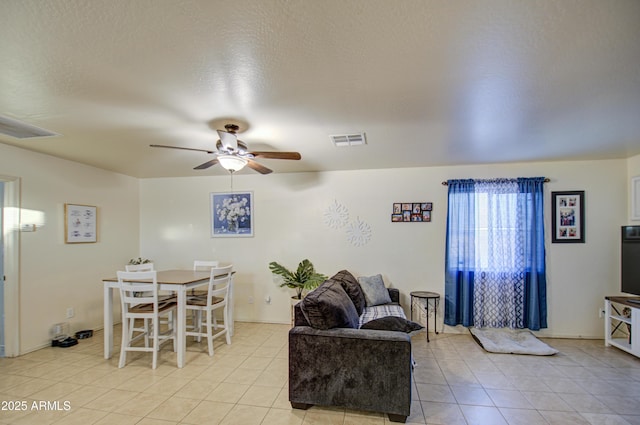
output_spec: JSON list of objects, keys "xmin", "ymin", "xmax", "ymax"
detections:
[{"xmin": 469, "ymin": 327, "xmax": 559, "ymax": 355}]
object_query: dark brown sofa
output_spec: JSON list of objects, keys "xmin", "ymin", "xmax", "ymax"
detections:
[{"xmin": 288, "ymin": 274, "xmax": 413, "ymax": 423}]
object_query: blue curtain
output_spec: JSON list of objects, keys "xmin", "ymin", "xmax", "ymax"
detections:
[
  {"xmin": 444, "ymin": 179, "xmax": 476, "ymax": 327},
  {"xmin": 518, "ymin": 177, "xmax": 547, "ymax": 330},
  {"xmin": 444, "ymin": 177, "xmax": 547, "ymax": 330}
]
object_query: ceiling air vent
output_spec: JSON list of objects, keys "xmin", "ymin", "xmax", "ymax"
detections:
[
  {"xmin": 330, "ymin": 132, "xmax": 367, "ymax": 147},
  {"xmin": 0, "ymin": 114, "xmax": 59, "ymax": 139}
]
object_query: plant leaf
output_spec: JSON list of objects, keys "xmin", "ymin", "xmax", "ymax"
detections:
[
  {"xmin": 269, "ymin": 261, "xmax": 297, "ymax": 288},
  {"xmin": 269, "ymin": 259, "xmax": 327, "ymax": 292}
]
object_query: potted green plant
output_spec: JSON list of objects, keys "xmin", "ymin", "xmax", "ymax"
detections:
[
  {"xmin": 128, "ymin": 257, "xmax": 152, "ymax": 265},
  {"xmin": 269, "ymin": 259, "xmax": 327, "ymax": 300}
]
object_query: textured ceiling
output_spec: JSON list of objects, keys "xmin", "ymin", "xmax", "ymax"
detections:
[{"xmin": 1, "ymin": 0, "xmax": 640, "ymax": 178}]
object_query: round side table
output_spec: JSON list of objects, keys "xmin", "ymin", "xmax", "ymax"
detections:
[{"xmin": 410, "ymin": 291, "xmax": 440, "ymax": 342}]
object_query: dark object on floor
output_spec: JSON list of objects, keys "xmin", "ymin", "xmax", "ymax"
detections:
[
  {"xmin": 75, "ymin": 330, "xmax": 93, "ymax": 339},
  {"xmin": 51, "ymin": 337, "xmax": 78, "ymax": 348}
]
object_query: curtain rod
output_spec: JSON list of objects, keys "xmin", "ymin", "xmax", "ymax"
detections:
[{"xmin": 441, "ymin": 178, "xmax": 550, "ymax": 186}]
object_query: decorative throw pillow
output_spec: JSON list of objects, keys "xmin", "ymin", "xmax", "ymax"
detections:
[
  {"xmin": 358, "ymin": 274, "xmax": 392, "ymax": 306},
  {"xmin": 330, "ymin": 270, "xmax": 366, "ymax": 315},
  {"xmin": 299, "ymin": 279, "xmax": 360, "ymax": 330},
  {"xmin": 360, "ymin": 316, "xmax": 424, "ymax": 334}
]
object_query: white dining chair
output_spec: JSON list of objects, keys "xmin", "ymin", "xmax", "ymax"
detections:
[
  {"xmin": 188, "ymin": 260, "xmax": 221, "ymax": 334},
  {"xmin": 117, "ymin": 270, "xmax": 176, "ymax": 369},
  {"xmin": 190, "ymin": 260, "xmax": 235, "ymax": 337},
  {"xmin": 193, "ymin": 260, "xmax": 219, "ymax": 271},
  {"xmin": 124, "ymin": 262, "xmax": 174, "ymax": 345},
  {"xmin": 125, "ymin": 263, "xmax": 155, "ymax": 272},
  {"xmin": 125, "ymin": 263, "xmax": 174, "ymax": 299},
  {"xmin": 190, "ymin": 260, "xmax": 219, "ymax": 296},
  {"xmin": 185, "ymin": 265, "xmax": 233, "ymax": 356}
]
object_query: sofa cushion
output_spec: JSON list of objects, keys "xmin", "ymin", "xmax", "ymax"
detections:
[
  {"xmin": 361, "ymin": 316, "xmax": 424, "ymax": 334},
  {"xmin": 358, "ymin": 274, "xmax": 392, "ymax": 306},
  {"xmin": 299, "ymin": 279, "xmax": 360, "ymax": 330},
  {"xmin": 330, "ymin": 270, "xmax": 366, "ymax": 315}
]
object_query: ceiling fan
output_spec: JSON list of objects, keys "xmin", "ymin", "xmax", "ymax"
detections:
[{"xmin": 150, "ymin": 124, "xmax": 301, "ymax": 174}]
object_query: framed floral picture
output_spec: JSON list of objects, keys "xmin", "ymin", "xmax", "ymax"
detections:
[
  {"xmin": 551, "ymin": 191, "xmax": 585, "ymax": 243},
  {"xmin": 65, "ymin": 204, "xmax": 97, "ymax": 243},
  {"xmin": 210, "ymin": 192, "xmax": 254, "ymax": 237}
]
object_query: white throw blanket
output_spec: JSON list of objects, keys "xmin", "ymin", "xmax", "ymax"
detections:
[
  {"xmin": 358, "ymin": 304, "xmax": 406, "ymax": 328},
  {"xmin": 469, "ymin": 327, "xmax": 558, "ymax": 355}
]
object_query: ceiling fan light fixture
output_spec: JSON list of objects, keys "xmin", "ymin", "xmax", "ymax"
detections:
[
  {"xmin": 217, "ymin": 130, "xmax": 238, "ymax": 150},
  {"xmin": 217, "ymin": 155, "xmax": 247, "ymax": 172},
  {"xmin": 150, "ymin": 122, "xmax": 300, "ymax": 174}
]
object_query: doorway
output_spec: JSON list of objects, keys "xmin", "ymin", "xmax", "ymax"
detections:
[
  {"xmin": 1, "ymin": 176, "xmax": 19, "ymax": 357},
  {"xmin": 0, "ymin": 181, "xmax": 4, "ymax": 357}
]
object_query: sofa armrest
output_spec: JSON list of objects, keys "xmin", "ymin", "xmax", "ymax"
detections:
[
  {"xmin": 293, "ymin": 302, "xmax": 310, "ymax": 327},
  {"xmin": 289, "ymin": 326, "xmax": 412, "ymax": 418}
]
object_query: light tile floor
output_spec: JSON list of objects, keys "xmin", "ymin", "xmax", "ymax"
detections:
[{"xmin": 1, "ymin": 323, "xmax": 639, "ymax": 424}]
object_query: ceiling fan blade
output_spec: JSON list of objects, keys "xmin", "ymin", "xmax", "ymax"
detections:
[
  {"xmin": 246, "ymin": 159, "xmax": 273, "ymax": 174},
  {"xmin": 194, "ymin": 159, "xmax": 219, "ymax": 170},
  {"xmin": 150, "ymin": 144, "xmax": 215, "ymax": 154},
  {"xmin": 217, "ymin": 130, "xmax": 238, "ymax": 150},
  {"xmin": 250, "ymin": 151, "xmax": 301, "ymax": 160}
]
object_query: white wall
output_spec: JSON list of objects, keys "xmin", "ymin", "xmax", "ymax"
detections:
[
  {"xmin": 1, "ymin": 141, "xmax": 630, "ymax": 352},
  {"xmin": 0, "ymin": 143, "xmax": 139, "ymax": 354},
  {"xmin": 140, "ymin": 158, "xmax": 627, "ymax": 338},
  {"xmin": 628, "ymin": 154, "xmax": 640, "ymax": 177}
]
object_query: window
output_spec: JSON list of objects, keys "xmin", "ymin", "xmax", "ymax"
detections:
[
  {"xmin": 475, "ymin": 191, "xmax": 519, "ymax": 271},
  {"xmin": 444, "ymin": 178, "xmax": 547, "ymax": 330}
]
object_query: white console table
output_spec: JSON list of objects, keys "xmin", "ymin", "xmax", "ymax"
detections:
[{"xmin": 604, "ymin": 296, "xmax": 640, "ymax": 358}]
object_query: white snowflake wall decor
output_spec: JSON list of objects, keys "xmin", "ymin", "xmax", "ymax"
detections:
[
  {"xmin": 346, "ymin": 217, "xmax": 372, "ymax": 247},
  {"xmin": 323, "ymin": 200, "xmax": 349, "ymax": 229}
]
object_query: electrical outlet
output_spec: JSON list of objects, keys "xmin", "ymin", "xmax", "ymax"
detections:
[
  {"xmin": 248, "ymin": 296, "xmax": 254, "ymax": 304},
  {"xmin": 598, "ymin": 308, "xmax": 605, "ymax": 318},
  {"xmin": 265, "ymin": 295, "xmax": 271, "ymax": 304},
  {"xmin": 66, "ymin": 307, "xmax": 74, "ymax": 319}
]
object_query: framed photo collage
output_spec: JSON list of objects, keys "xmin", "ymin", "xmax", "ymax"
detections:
[{"xmin": 392, "ymin": 202, "xmax": 432, "ymax": 222}]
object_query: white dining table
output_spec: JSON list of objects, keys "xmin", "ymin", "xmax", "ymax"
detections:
[{"xmin": 102, "ymin": 269, "xmax": 233, "ymax": 368}]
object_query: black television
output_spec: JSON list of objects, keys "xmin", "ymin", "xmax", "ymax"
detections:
[{"xmin": 621, "ymin": 226, "xmax": 640, "ymax": 298}]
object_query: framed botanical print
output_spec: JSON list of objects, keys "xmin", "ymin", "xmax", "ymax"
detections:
[{"xmin": 65, "ymin": 204, "xmax": 97, "ymax": 243}]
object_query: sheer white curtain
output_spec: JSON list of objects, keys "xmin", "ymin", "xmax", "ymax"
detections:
[{"xmin": 473, "ymin": 180, "xmax": 524, "ymax": 328}]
